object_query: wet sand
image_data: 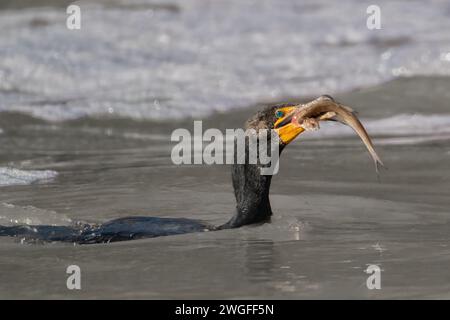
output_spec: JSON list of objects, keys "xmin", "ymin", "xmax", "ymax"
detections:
[{"xmin": 0, "ymin": 76, "xmax": 450, "ymax": 298}]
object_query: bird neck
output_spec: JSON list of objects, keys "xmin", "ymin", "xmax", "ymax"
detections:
[
  {"xmin": 217, "ymin": 130, "xmax": 286, "ymax": 230},
  {"xmin": 227, "ymin": 162, "xmax": 274, "ymax": 228},
  {"xmin": 219, "ymin": 143, "xmax": 279, "ymax": 229}
]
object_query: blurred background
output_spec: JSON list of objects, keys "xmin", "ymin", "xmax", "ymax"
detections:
[
  {"xmin": 1, "ymin": 0, "xmax": 450, "ymax": 299},
  {"xmin": 1, "ymin": 0, "xmax": 450, "ymax": 121}
]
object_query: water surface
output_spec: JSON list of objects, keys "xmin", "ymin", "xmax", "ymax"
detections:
[
  {"xmin": 1, "ymin": 0, "xmax": 450, "ymax": 299},
  {"xmin": 1, "ymin": 77, "xmax": 450, "ymax": 298}
]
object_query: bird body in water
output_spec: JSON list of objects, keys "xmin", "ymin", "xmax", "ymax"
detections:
[{"xmin": 0, "ymin": 96, "xmax": 383, "ymax": 244}]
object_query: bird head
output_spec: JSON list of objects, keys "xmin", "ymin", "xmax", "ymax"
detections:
[
  {"xmin": 244, "ymin": 103, "xmax": 306, "ymax": 147},
  {"xmin": 245, "ymin": 95, "xmax": 384, "ymax": 173}
]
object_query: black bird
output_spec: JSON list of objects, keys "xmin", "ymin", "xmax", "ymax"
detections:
[{"xmin": 0, "ymin": 100, "xmax": 326, "ymax": 244}]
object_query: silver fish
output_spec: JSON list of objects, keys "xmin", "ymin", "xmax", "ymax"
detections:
[{"xmin": 291, "ymin": 95, "xmax": 384, "ymax": 173}]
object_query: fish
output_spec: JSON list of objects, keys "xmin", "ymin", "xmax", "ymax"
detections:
[{"xmin": 291, "ymin": 95, "xmax": 385, "ymax": 174}]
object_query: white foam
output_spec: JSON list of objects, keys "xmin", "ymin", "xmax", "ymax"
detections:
[
  {"xmin": 0, "ymin": 167, "xmax": 58, "ymax": 187},
  {"xmin": 0, "ymin": 0, "xmax": 450, "ymax": 121}
]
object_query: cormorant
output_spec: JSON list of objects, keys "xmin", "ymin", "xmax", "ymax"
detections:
[{"xmin": 0, "ymin": 95, "xmax": 379, "ymax": 244}]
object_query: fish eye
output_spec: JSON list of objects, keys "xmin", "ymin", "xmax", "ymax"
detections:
[{"xmin": 275, "ymin": 110, "xmax": 284, "ymax": 118}]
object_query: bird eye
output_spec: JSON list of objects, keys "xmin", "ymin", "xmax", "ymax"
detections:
[{"xmin": 275, "ymin": 110, "xmax": 284, "ymax": 118}]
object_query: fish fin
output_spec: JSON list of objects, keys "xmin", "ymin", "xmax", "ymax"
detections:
[
  {"xmin": 318, "ymin": 111, "xmax": 337, "ymax": 121},
  {"xmin": 328, "ymin": 105, "xmax": 358, "ymax": 125},
  {"xmin": 339, "ymin": 104, "xmax": 359, "ymax": 117},
  {"xmin": 341, "ymin": 105, "xmax": 356, "ymax": 113},
  {"xmin": 330, "ymin": 114, "xmax": 349, "ymax": 125}
]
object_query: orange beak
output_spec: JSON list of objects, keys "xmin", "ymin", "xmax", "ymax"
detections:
[{"xmin": 273, "ymin": 106, "xmax": 305, "ymax": 144}]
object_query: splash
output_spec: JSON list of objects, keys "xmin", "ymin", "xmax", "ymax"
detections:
[{"xmin": 0, "ymin": 202, "xmax": 71, "ymax": 227}]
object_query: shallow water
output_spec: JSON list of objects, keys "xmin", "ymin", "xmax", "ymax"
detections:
[{"xmin": 1, "ymin": 77, "xmax": 450, "ymax": 298}]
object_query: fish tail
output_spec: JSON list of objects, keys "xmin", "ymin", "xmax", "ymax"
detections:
[{"xmin": 372, "ymin": 151, "xmax": 386, "ymax": 181}]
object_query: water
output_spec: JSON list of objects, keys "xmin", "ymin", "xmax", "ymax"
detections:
[
  {"xmin": 1, "ymin": 0, "xmax": 450, "ymax": 120},
  {"xmin": 1, "ymin": 0, "xmax": 450, "ymax": 299}
]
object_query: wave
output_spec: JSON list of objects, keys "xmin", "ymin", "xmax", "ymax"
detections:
[
  {"xmin": 0, "ymin": 0, "xmax": 450, "ymax": 121},
  {"xmin": 0, "ymin": 167, "xmax": 58, "ymax": 187}
]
